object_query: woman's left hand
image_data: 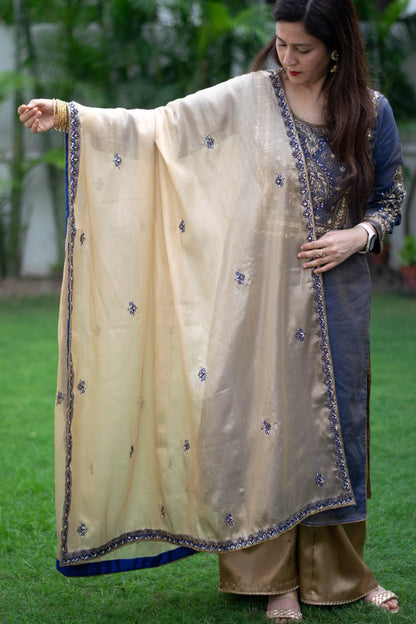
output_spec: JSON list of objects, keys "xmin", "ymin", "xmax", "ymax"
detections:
[{"xmin": 297, "ymin": 227, "xmax": 369, "ymax": 274}]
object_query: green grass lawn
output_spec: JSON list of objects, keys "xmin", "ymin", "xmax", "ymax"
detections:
[{"xmin": 0, "ymin": 293, "xmax": 415, "ymax": 624}]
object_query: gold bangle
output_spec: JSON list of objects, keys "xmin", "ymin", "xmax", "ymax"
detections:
[{"xmin": 53, "ymin": 98, "xmax": 69, "ymax": 133}]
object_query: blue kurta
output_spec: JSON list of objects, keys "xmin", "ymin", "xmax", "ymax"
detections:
[{"xmin": 286, "ymin": 91, "xmax": 404, "ymax": 525}]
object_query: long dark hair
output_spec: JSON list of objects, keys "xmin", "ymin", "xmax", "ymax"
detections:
[{"xmin": 251, "ymin": 0, "xmax": 374, "ymax": 221}]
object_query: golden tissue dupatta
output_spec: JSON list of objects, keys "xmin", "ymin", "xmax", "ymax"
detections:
[{"xmin": 55, "ymin": 70, "xmax": 354, "ymax": 574}]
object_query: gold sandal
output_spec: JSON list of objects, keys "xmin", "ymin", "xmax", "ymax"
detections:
[
  {"xmin": 364, "ymin": 587, "xmax": 399, "ymax": 613},
  {"xmin": 266, "ymin": 608, "xmax": 303, "ymax": 622}
]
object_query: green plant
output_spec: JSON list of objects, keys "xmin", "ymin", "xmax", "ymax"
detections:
[
  {"xmin": 354, "ymin": 0, "xmax": 416, "ymax": 121},
  {"xmin": 0, "ymin": 0, "xmax": 273, "ymax": 278},
  {"xmin": 398, "ymin": 234, "xmax": 416, "ymax": 266}
]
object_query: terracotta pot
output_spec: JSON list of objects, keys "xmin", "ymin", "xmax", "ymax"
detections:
[
  {"xmin": 370, "ymin": 246, "xmax": 390, "ymax": 266},
  {"xmin": 401, "ymin": 265, "xmax": 416, "ymax": 291}
]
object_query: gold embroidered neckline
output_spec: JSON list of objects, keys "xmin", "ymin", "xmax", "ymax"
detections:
[{"xmin": 292, "ymin": 113, "xmax": 327, "ymax": 129}]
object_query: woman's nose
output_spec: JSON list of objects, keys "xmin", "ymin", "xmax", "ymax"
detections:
[{"xmin": 284, "ymin": 50, "xmax": 297, "ymax": 66}]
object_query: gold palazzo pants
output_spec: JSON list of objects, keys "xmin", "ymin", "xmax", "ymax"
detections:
[{"xmin": 218, "ymin": 521, "xmax": 378, "ymax": 605}]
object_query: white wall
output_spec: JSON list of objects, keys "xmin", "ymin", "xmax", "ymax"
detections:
[{"xmin": 403, "ymin": 0, "xmax": 416, "ymax": 17}]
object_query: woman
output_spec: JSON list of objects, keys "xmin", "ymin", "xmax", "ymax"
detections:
[{"xmin": 18, "ymin": 0, "xmax": 404, "ymax": 621}]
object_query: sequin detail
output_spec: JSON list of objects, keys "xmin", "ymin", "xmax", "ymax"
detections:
[
  {"xmin": 127, "ymin": 301, "xmax": 137, "ymax": 316},
  {"xmin": 262, "ymin": 420, "xmax": 272, "ymax": 436},
  {"xmin": 275, "ymin": 174, "xmax": 285, "ymax": 187},
  {"xmin": 204, "ymin": 135, "xmax": 215, "ymax": 149},
  {"xmin": 129, "ymin": 446, "xmax": 134, "ymax": 458},
  {"xmin": 80, "ymin": 232, "xmax": 86, "ymax": 246},
  {"xmin": 184, "ymin": 440, "xmax": 191, "ymax": 453},
  {"xmin": 315, "ymin": 473, "xmax": 325, "ymax": 488},
  {"xmin": 77, "ymin": 523, "xmax": 87, "ymax": 537},
  {"xmin": 198, "ymin": 368, "xmax": 207, "ymax": 382},
  {"xmin": 77, "ymin": 380, "xmax": 87, "ymax": 394},
  {"xmin": 365, "ymin": 164, "xmax": 404, "ymax": 236},
  {"xmin": 293, "ymin": 117, "xmax": 349, "ymax": 238},
  {"xmin": 161, "ymin": 506, "xmax": 166, "ymax": 519},
  {"xmin": 295, "ymin": 328, "xmax": 305, "ymax": 342},
  {"xmin": 234, "ymin": 271, "xmax": 245, "ymax": 286},
  {"xmin": 113, "ymin": 153, "xmax": 123, "ymax": 168},
  {"xmin": 61, "ymin": 494, "xmax": 368, "ymax": 565},
  {"xmin": 179, "ymin": 219, "xmax": 186, "ymax": 233},
  {"xmin": 59, "ymin": 102, "xmax": 81, "ymax": 565},
  {"xmin": 56, "ymin": 392, "xmax": 65, "ymax": 407}
]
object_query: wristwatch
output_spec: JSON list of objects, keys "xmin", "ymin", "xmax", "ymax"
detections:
[{"xmin": 357, "ymin": 222, "xmax": 377, "ymax": 253}]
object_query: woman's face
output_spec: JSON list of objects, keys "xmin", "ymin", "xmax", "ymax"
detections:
[{"xmin": 275, "ymin": 21, "xmax": 332, "ymax": 90}]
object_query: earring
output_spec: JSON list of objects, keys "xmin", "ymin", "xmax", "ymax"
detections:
[{"xmin": 330, "ymin": 50, "xmax": 340, "ymax": 74}]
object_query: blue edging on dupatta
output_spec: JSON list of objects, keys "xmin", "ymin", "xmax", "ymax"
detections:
[{"xmin": 56, "ymin": 546, "xmax": 197, "ymax": 577}]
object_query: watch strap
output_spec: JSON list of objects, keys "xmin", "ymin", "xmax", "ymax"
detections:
[{"xmin": 356, "ymin": 222, "xmax": 376, "ymax": 253}]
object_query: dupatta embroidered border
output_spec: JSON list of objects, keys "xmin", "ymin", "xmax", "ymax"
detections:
[{"xmin": 268, "ymin": 71, "xmax": 350, "ymax": 492}]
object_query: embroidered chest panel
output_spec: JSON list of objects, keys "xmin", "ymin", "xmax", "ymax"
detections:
[{"xmin": 294, "ymin": 118, "xmax": 351, "ymax": 236}]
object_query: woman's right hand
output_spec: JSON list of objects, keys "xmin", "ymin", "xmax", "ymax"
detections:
[{"xmin": 17, "ymin": 99, "xmax": 54, "ymax": 133}]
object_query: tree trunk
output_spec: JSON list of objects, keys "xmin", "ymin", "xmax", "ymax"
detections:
[
  {"xmin": 8, "ymin": 0, "xmax": 26, "ymax": 276},
  {"xmin": 23, "ymin": 3, "xmax": 66, "ymax": 270},
  {"xmin": 0, "ymin": 198, "xmax": 8, "ymax": 277}
]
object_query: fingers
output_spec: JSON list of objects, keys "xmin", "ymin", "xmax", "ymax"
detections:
[
  {"xmin": 18, "ymin": 98, "xmax": 45, "ymax": 111},
  {"xmin": 310, "ymin": 259, "xmax": 336, "ymax": 274},
  {"xmin": 298, "ymin": 246, "xmax": 328, "ymax": 263},
  {"xmin": 31, "ymin": 118, "xmax": 41, "ymax": 134},
  {"xmin": 297, "ymin": 244, "xmax": 336, "ymax": 273},
  {"xmin": 18, "ymin": 104, "xmax": 42, "ymax": 132},
  {"xmin": 22, "ymin": 109, "xmax": 41, "ymax": 129},
  {"xmin": 18, "ymin": 101, "xmax": 40, "ymax": 116},
  {"xmin": 299, "ymin": 254, "xmax": 331, "ymax": 273},
  {"xmin": 18, "ymin": 105, "xmax": 38, "ymax": 121},
  {"xmin": 299, "ymin": 255, "xmax": 335, "ymax": 274}
]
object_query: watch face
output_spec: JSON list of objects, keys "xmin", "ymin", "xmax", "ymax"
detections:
[{"xmin": 368, "ymin": 233, "xmax": 376, "ymax": 252}]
